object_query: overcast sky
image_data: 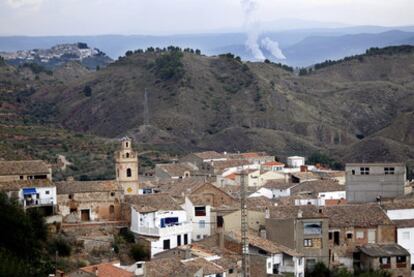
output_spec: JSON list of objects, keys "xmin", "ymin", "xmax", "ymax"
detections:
[{"xmin": 1, "ymin": 0, "xmax": 413, "ymax": 36}]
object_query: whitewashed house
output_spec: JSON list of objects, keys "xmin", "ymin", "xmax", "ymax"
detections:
[
  {"xmin": 0, "ymin": 179, "xmax": 56, "ymax": 210},
  {"xmin": 226, "ymin": 232, "xmax": 305, "ymax": 277},
  {"xmin": 127, "ymin": 193, "xmax": 192, "ymax": 257},
  {"xmin": 249, "ymin": 180, "xmax": 297, "ymax": 199},
  {"xmin": 382, "ymin": 200, "xmax": 414, "ymax": 268},
  {"xmin": 287, "ymin": 156, "xmax": 305, "ymax": 168},
  {"xmin": 182, "ymin": 196, "xmax": 212, "ymax": 241}
]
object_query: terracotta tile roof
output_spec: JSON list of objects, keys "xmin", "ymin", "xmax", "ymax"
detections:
[
  {"xmin": 158, "ymin": 178, "xmax": 206, "ymax": 198},
  {"xmin": 0, "ymin": 160, "xmax": 50, "ymax": 176},
  {"xmin": 125, "ymin": 193, "xmax": 183, "ymax": 213},
  {"xmin": 146, "ymin": 256, "xmax": 225, "ymax": 276},
  {"xmin": 263, "ymin": 161, "xmax": 285, "ymax": 166},
  {"xmin": 80, "ymin": 263, "xmax": 133, "ymax": 277},
  {"xmin": 268, "ymin": 205, "xmax": 326, "ymax": 220},
  {"xmin": 290, "ymin": 179, "xmax": 344, "ymax": 196},
  {"xmin": 156, "ymin": 163, "xmax": 193, "ymax": 177},
  {"xmin": 145, "ymin": 257, "xmax": 185, "ymax": 277},
  {"xmin": 359, "ymin": 243, "xmax": 410, "ymax": 257},
  {"xmin": 314, "ymin": 170, "xmax": 345, "ymax": 178},
  {"xmin": 246, "ymin": 196, "xmax": 275, "ymax": 211},
  {"xmin": 0, "ymin": 179, "xmax": 54, "ymax": 191},
  {"xmin": 212, "ymin": 159, "xmax": 251, "ymax": 172},
  {"xmin": 263, "ymin": 180, "xmax": 295, "ymax": 190},
  {"xmin": 227, "ymin": 231, "xmax": 301, "ymax": 257},
  {"xmin": 194, "ymin": 151, "xmax": 226, "ymax": 160},
  {"xmin": 381, "ymin": 199, "xmax": 414, "ymax": 210},
  {"xmin": 291, "ymin": 172, "xmax": 320, "ymax": 181},
  {"xmin": 392, "ymin": 219, "xmax": 414, "ymax": 228},
  {"xmin": 56, "ymin": 180, "xmax": 121, "ymax": 194},
  {"xmin": 324, "ymin": 204, "xmax": 393, "ymax": 228},
  {"xmin": 182, "ymin": 257, "xmax": 225, "ymax": 275}
]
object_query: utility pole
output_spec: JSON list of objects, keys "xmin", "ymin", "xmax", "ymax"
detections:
[{"xmin": 240, "ymin": 168, "xmax": 250, "ymax": 277}]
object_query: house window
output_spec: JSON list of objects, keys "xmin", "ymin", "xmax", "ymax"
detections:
[
  {"xmin": 68, "ymin": 194, "xmax": 73, "ymax": 199},
  {"xmin": 380, "ymin": 257, "xmax": 391, "ymax": 269},
  {"xmin": 360, "ymin": 167, "xmax": 370, "ymax": 175},
  {"xmin": 304, "ymin": 222, "xmax": 322, "ymax": 235},
  {"xmin": 347, "ymin": 233, "xmax": 353, "ymax": 239},
  {"xmin": 126, "ymin": 142, "xmax": 129, "ymax": 148},
  {"xmin": 217, "ymin": 216, "xmax": 223, "ymax": 228},
  {"xmin": 126, "ymin": 152, "xmax": 130, "ymax": 158},
  {"xmin": 329, "ymin": 232, "xmax": 333, "ymax": 240},
  {"xmin": 229, "ymin": 268, "xmax": 234, "ymax": 274},
  {"xmin": 351, "ymin": 170, "xmax": 355, "ymax": 175},
  {"xmin": 384, "ymin": 167, "xmax": 395, "ymax": 175},
  {"xmin": 163, "ymin": 239, "xmax": 170, "ymax": 250},
  {"xmin": 333, "ymin": 231, "xmax": 340, "ymax": 245},
  {"xmin": 199, "ymin": 220, "xmax": 206, "ymax": 229},
  {"xmin": 184, "ymin": 234, "xmax": 188, "ymax": 245},
  {"xmin": 45, "ymin": 190, "xmax": 50, "ymax": 195},
  {"xmin": 397, "ymin": 256, "xmax": 407, "ymax": 268},
  {"xmin": 126, "ymin": 168, "xmax": 132, "ymax": 177},
  {"xmin": 20, "ymin": 176, "xmax": 24, "ymax": 180},
  {"xmin": 177, "ymin": 235, "xmax": 181, "ymax": 246},
  {"xmin": 304, "ymin": 239, "xmax": 313, "ymax": 247},
  {"xmin": 110, "ymin": 192, "xmax": 115, "ymax": 197},
  {"xmin": 196, "ymin": 235, "xmax": 201, "ymax": 239},
  {"xmin": 109, "ymin": 205, "xmax": 115, "ymax": 214},
  {"xmin": 356, "ymin": 231, "xmax": 364, "ymax": 239},
  {"xmin": 402, "ymin": 231, "xmax": 410, "ymax": 240},
  {"xmin": 195, "ymin": 206, "xmax": 206, "ymax": 216}
]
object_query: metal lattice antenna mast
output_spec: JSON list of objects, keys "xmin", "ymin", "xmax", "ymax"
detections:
[{"xmin": 240, "ymin": 168, "xmax": 250, "ymax": 277}]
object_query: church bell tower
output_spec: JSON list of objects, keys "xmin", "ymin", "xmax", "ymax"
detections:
[{"xmin": 115, "ymin": 137, "xmax": 139, "ymax": 195}]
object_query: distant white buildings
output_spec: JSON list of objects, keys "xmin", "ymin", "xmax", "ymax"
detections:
[{"xmin": 287, "ymin": 156, "xmax": 305, "ymax": 168}]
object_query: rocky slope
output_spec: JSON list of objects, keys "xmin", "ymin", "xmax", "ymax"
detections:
[{"xmin": 1, "ymin": 45, "xmax": 414, "ymax": 170}]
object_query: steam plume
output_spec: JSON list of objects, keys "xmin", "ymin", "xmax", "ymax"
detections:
[{"xmin": 240, "ymin": 0, "xmax": 286, "ymax": 61}]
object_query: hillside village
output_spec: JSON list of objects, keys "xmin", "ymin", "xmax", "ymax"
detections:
[{"xmin": 0, "ymin": 137, "xmax": 413, "ymax": 276}]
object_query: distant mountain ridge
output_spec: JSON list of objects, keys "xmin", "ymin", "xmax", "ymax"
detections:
[
  {"xmin": 0, "ymin": 26, "xmax": 414, "ymax": 66},
  {"xmin": 0, "ymin": 42, "xmax": 112, "ymax": 69}
]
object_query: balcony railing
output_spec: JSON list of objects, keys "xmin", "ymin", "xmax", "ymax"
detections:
[
  {"xmin": 137, "ymin": 221, "xmax": 192, "ymax": 237},
  {"xmin": 22, "ymin": 197, "xmax": 54, "ymax": 207}
]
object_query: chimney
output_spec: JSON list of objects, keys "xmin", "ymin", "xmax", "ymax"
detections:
[{"xmin": 297, "ymin": 209, "xmax": 303, "ymax": 218}]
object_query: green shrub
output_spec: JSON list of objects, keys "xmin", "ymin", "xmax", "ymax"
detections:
[{"xmin": 129, "ymin": 244, "xmax": 149, "ymax": 261}]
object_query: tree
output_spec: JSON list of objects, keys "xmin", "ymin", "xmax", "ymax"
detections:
[
  {"xmin": 129, "ymin": 244, "xmax": 149, "ymax": 261},
  {"xmin": 195, "ymin": 49, "xmax": 201, "ymax": 55},
  {"xmin": 125, "ymin": 50, "xmax": 133, "ymax": 57},
  {"xmin": 299, "ymin": 68, "xmax": 308, "ymax": 76},
  {"xmin": 0, "ymin": 193, "xmax": 54, "ymax": 276}
]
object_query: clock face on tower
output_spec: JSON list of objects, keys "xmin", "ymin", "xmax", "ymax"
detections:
[{"xmin": 127, "ymin": 187, "xmax": 133, "ymax": 193}]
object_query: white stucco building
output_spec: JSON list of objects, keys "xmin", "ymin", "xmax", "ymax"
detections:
[
  {"xmin": 287, "ymin": 156, "xmax": 305, "ymax": 168},
  {"xmin": 183, "ymin": 196, "xmax": 212, "ymax": 241},
  {"xmin": 382, "ymin": 201, "xmax": 414, "ymax": 268},
  {"xmin": 128, "ymin": 193, "xmax": 192, "ymax": 257}
]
